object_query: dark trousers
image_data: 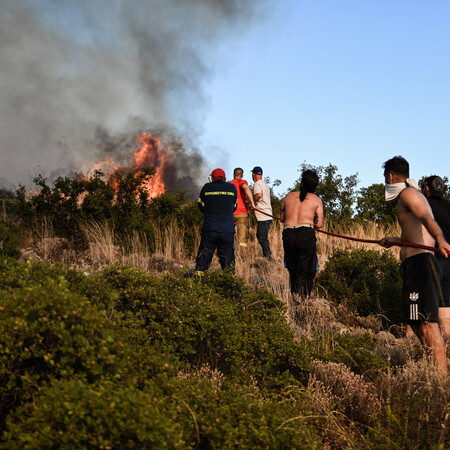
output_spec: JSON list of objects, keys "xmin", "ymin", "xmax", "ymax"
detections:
[
  {"xmin": 282, "ymin": 227, "xmax": 317, "ymax": 297},
  {"xmin": 195, "ymin": 231, "xmax": 235, "ymax": 272},
  {"xmin": 437, "ymin": 258, "xmax": 450, "ymax": 307},
  {"xmin": 256, "ymin": 220, "xmax": 272, "ymax": 258}
]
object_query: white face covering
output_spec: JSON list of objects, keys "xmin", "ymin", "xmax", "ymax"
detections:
[{"xmin": 385, "ymin": 178, "xmax": 420, "ymax": 201}]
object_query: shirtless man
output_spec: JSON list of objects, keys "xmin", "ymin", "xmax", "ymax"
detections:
[
  {"xmin": 380, "ymin": 156, "xmax": 450, "ymax": 372},
  {"xmin": 280, "ymin": 169, "xmax": 323, "ymax": 298}
]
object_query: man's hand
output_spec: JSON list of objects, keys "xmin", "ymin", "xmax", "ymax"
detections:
[
  {"xmin": 380, "ymin": 236, "xmax": 400, "ymax": 248},
  {"xmin": 436, "ymin": 237, "xmax": 450, "ymax": 258}
]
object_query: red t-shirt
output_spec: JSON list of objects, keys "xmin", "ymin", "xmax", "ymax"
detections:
[{"xmin": 230, "ymin": 179, "xmax": 249, "ymax": 214}]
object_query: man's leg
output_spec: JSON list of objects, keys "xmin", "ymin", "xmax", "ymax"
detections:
[
  {"xmin": 295, "ymin": 246, "xmax": 317, "ymax": 298},
  {"xmin": 195, "ymin": 232, "xmax": 217, "ymax": 273},
  {"xmin": 282, "ymin": 229, "xmax": 298, "ymax": 294},
  {"xmin": 438, "ymin": 259, "xmax": 450, "ymax": 336},
  {"xmin": 294, "ymin": 229, "xmax": 317, "ymax": 298},
  {"xmin": 233, "ymin": 214, "xmax": 249, "ymax": 253},
  {"xmin": 438, "ymin": 307, "xmax": 450, "ymax": 337},
  {"xmin": 410, "ymin": 322, "xmax": 447, "ymax": 372},
  {"xmin": 216, "ymin": 233, "xmax": 235, "ymax": 271},
  {"xmin": 256, "ymin": 220, "xmax": 272, "ymax": 259}
]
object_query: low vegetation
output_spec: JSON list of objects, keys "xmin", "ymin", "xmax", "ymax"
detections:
[{"xmin": 0, "ymin": 166, "xmax": 449, "ymax": 448}]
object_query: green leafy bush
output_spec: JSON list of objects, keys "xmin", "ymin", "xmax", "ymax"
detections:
[
  {"xmin": 169, "ymin": 368, "xmax": 322, "ymax": 448},
  {"xmin": 98, "ymin": 266, "xmax": 311, "ymax": 388},
  {"xmin": 4, "ymin": 379, "xmax": 185, "ymax": 449},
  {"xmin": 0, "ymin": 277, "xmax": 121, "ymax": 425},
  {"xmin": 317, "ymin": 248, "xmax": 403, "ymax": 324},
  {"xmin": 0, "ymin": 221, "xmax": 20, "ymax": 258}
]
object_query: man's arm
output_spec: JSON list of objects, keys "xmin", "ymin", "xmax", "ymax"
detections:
[
  {"xmin": 280, "ymin": 197, "xmax": 286, "ymax": 223},
  {"xmin": 253, "ymin": 182, "xmax": 262, "ymax": 204},
  {"xmin": 197, "ymin": 187, "xmax": 205, "ymax": 214},
  {"xmin": 404, "ymin": 188, "xmax": 450, "ymax": 257},
  {"xmin": 314, "ymin": 198, "xmax": 324, "ymax": 228},
  {"xmin": 242, "ymin": 183, "xmax": 255, "ymax": 208}
]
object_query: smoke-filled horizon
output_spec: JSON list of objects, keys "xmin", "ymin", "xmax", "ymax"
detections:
[{"xmin": 0, "ymin": 0, "xmax": 268, "ymax": 193}]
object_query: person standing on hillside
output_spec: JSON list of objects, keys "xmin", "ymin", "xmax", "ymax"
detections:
[
  {"xmin": 194, "ymin": 168, "xmax": 237, "ymax": 275},
  {"xmin": 421, "ymin": 175, "xmax": 450, "ymax": 337},
  {"xmin": 230, "ymin": 168, "xmax": 255, "ymax": 254},
  {"xmin": 251, "ymin": 166, "xmax": 272, "ymax": 260},
  {"xmin": 380, "ymin": 156, "xmax": 450, "ymax": 372},
  {"xmin": 280, "ymin": 169, "xmax": 323, "ymax": 298}
]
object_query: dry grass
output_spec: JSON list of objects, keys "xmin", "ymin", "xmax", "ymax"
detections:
[{"xmin": 377, "ymin": 359, "xmax": 450, "ymax": 445}]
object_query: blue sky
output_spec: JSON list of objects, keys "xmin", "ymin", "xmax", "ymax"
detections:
[{"xmin": 201, "ymin": 1, "xmax": 450, "ymax": 195}]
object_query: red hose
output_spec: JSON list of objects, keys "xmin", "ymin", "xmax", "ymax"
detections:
[{"xmin": 250, "ymin": 206, "xmax": 447, "ymax": 255}]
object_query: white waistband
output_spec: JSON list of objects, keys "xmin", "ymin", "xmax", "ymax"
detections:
[{"xmin": 284, "ymin": 224, "xmax": 314, "ymax": 229}]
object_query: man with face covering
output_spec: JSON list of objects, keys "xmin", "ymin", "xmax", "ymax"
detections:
[
  {"xmin": 280, "ymin": 169, "xmax": 323, "ymax": 298},
  {"xmin": 381, "ymin": 156, "xmax": 450, "ymax": 372},
  {"xmin": 421, "ymin": 175, "xmax": 450, "ymax": 337}
]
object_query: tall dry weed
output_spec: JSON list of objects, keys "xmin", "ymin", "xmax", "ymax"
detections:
[
  {"xmin": 377, "ymin": 360, "xmax": 450, "ymax": 445},
  {"xmin": 81, "ymin": 221, "xmax": 120, "ymax": 268},
  {"xmin": 152, "ymin": 221, "xmax": 185, "ymax": 260}
]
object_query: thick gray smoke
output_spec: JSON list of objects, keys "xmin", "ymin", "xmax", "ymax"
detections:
[{"xmin": 0, "ymin": 0, "xmax": 267, "ymax": 194}]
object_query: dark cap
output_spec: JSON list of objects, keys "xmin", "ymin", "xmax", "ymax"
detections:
[
  {"xmin": 211, "ymin": 168, "xmax": 226, "ymax": 180},
  {"xmin": 251, "ymin": 166, "xmax": 263, "ymax": 175},
  {"xmin": 424, "ymin": 175, "xmax": 444, "ymax": 198}
]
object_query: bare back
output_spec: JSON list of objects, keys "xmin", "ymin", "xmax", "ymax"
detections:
[
  {"xmin": 281, "ymin": 191, "xmax": 323, "ymax": 228},
  {"xmin": 397, "ymin": 187, "xmax": 436, "ymax": 261}
]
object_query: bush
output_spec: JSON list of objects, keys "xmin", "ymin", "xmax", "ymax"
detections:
[
  {"xmin": 0, "ymin": 222, "xmax": 20, "ymax": 259},
  {"xmin": 0, "ymin": 277, "xmax": 122, "ymax": 425},
  {"xmin": 98, "ymin": 266, "xmax": 311, "ymax": 388},
  {"xmin": 317, "ymin": 248, "xmax": 403, "ymax": 324},
  {"xmin": 170, "ymin": 367, "xmax": 323, "ymax": 448},
  {"xmin": 4, "ymin": 379, "xmax": 185, "ymax": 449}
]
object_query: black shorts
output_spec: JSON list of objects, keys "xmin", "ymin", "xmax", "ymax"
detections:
[{"xmin": 401, "ymin": 253, "xmax": 443, "ymax": 324}]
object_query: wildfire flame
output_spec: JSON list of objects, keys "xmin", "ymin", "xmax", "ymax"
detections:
[
  {"xmin": 81, "ymin": 133, "xmax": 172, "ymax": 199},
  {"xmin": 134, "ymin": 133, "xmax": 170, "ymax": 198}
]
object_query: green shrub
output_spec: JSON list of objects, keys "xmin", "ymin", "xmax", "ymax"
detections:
[
  {"xmin": 326, "ymin": 332, "xmax": 387, "ymax": 378},
  {"xmin": 0, "ymin": 258, "xmax": 117, "ymax": 310},
  {"xmin": 0, "ymin": 221, "xmax": 20, "ymax": 259},
  {"xmin": 169, "ymin": 368, "xmax": 323, "ymax": 448},
  {"xmin": 317, "ymin": 248, "xmax": 403, "ymax": 324},
  {"xmin": 0, "ymin": 277, "xmax": 121, "ymax": 425},
  {"xmin": 5, "ymin": 371, "xmax": 323, "ymax": 449},
  {"xmin": 4, "ymin": 379, "xmax": 185, "ymax": 449},
  {"xmin": 98, "ymin": 266, "xmax": 311, "ymax": 388}
]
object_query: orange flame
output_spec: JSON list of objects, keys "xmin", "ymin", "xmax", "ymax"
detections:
[
  {"xmin": 81, "ymin": 133, "xmax": 171, "ymax": 198},
  {"xmin": 134, "ymin": 133, "xmax": 171, "ymax": 198}
]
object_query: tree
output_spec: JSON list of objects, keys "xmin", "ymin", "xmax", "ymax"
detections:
[
  {"xmin": 356, "ymin": 183, "xmax": 397, "ymax": 223},
  {"xmin": 292, "ymin": 163, "xmax": 359, "ymax": 222}
]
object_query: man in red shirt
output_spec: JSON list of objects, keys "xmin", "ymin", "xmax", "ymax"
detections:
[{"xmin": 230, "ymin": 168, "xmax": 255, "ymax": 253}]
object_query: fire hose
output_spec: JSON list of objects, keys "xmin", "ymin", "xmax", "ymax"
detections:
[{"xmin": 249, "ymin": 206, "xmax": 449, "ymax": 256}]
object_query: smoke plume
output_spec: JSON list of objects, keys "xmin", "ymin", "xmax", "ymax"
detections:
[{"xmin": 0, "ymin": 0, "xmax": 267, "ymax": 194}]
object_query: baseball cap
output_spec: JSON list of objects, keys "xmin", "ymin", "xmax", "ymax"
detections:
[
  {"xmin": 424, "ymin": 175, "xmax": 444, "ymax": 198},
  {"xmin": 211, "ymin": 168, "xmax": 226, "ymax": 180},
  {"xmin": 251, "ymin": 166, "xmax": 263, "ymax": 175}
]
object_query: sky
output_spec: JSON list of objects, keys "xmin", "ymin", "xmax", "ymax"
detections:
[
  {"xmin": 1, "ymin": 0, "xmax": 449, "ymax": 196},
  {"xmin": 202, "ymin": 0, "xmax": 450, "ymax": 195}
]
